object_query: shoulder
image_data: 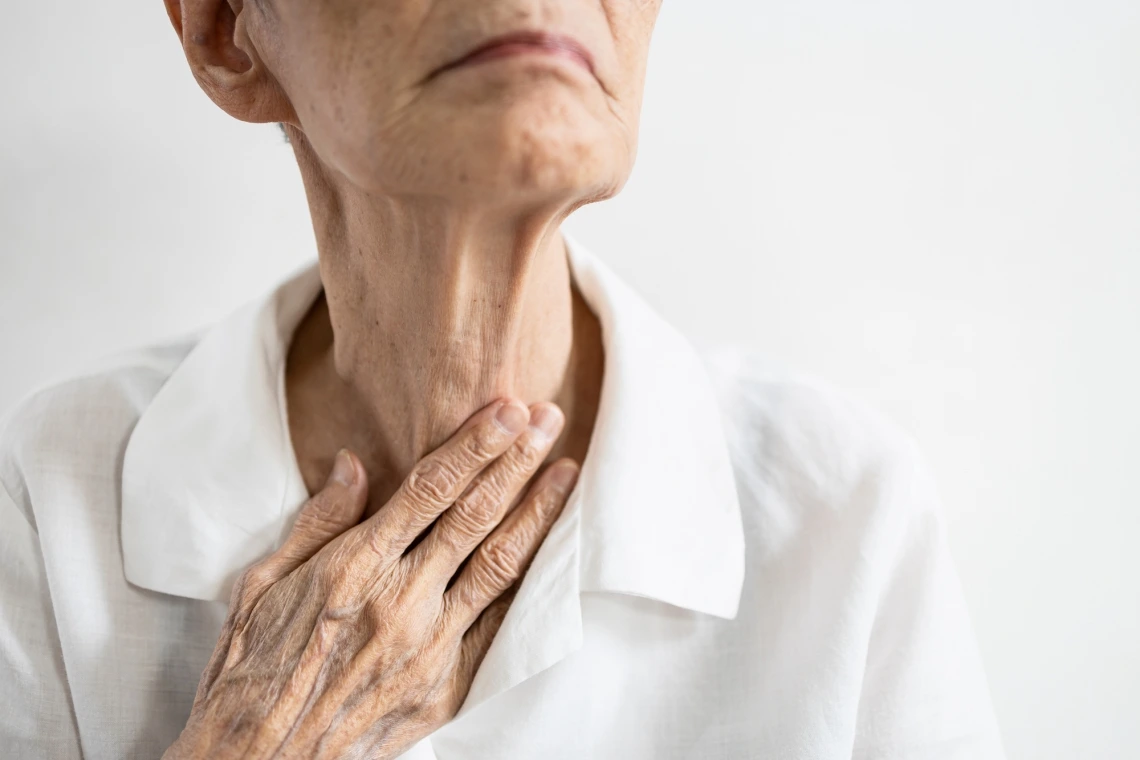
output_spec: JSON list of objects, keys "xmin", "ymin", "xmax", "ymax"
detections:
[
  {"xmin": 0, "ymin": 331, "xmax": 202, "ymax": 524},
  {"xmin": 702, "ymin": 347, "xmax": 941, "ymax": 554}
]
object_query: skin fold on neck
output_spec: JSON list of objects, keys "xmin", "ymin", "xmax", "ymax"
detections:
[{"xmin": 283, "ymin": 130, "xmax": 604, "ymax": 516}]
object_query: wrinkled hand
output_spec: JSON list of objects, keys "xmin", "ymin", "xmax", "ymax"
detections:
[{"xmin": 163, "ymin": 399, "xmax": 578, "ymax": 759}]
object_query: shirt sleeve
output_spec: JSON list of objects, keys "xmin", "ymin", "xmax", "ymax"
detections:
[
  {"xmin": 852, "ymin": 444, "xmax": 1006, "ymax": 760},
  {"xmin": 0, "ymin": 480, "xmax": 83, "ymax": 758}
]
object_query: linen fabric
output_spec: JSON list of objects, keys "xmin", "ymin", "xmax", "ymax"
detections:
[{"xmin": 0, "ymin": 233, "xmax": 1005, "ymax": 759}]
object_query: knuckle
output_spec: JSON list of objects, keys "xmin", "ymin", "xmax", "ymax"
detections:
[
  {"xmin": 363, "ymin": 597, "xmax": 394, "ymax": 633},
  {"xmin": 234, "ymin": 564, "xmax": 273, "ymax": 607},
  {"xmin": 533, "ymin": 480, "xmax": 567, "ymax": 514},
  {"xmin": 474, "ymin": 537, "xmax": 523, "ymax": 590},
  {"xmin": 404, "ymin": 458, "xmax": 461, "ymax": 511},
  {"xmin": 314, "ymin": 542, "xmax": 371, "ymax": 599},
  {"xmin": 318, "ymin": 598, "xmax": 361, "ymax": 629},
  {"xmin": 322, "ymin": 573, "xmax": 362, "ymax": 612},
  {"xmin": 458, "ymin": 423, "xmax": 503, "ymax": 464},
  {"xmin": 495, "ymin": 455, "xmax": 529, "ymax": 484},
  {"xmin": 310, "ymin": 608, "xmax": 347, "ymax": 657},
  {"xmin": 509, "ymin": 435, "xmax": 548, "ymax": 474},
  {"xmin": 365, "ymin": 525, "xmax": 397, "ymax": 560},
  {"xmin": 365, "ymin": 584, "xmax": 424, "ymax": 640},
  {"xmin": 450, "ymin": 489, "xmax": 499, "ymax": 536}
]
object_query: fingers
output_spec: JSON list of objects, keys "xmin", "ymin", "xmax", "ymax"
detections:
[
  {"xmin": 410, "ymin": 404, "xmax": 566, "ymax": 582},
  {"xmin": 448, "ymin": 592, "xmax": 514, "ymax": 708},
  {"xmin": 363, "ymin": 398, "xmax": 531, "ymax": 557},
  {"xmin": 265, "ymin": 448, "xmax": 369, "ymax": 578},
  {"xmin": 441, "ymin": 458, "xmax": 579, "ymax": 633}
]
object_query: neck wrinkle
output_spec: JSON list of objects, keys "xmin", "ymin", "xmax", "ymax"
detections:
[{"xmin": 286, "ymin": 133, "xmax": 590, "ymax": 508}]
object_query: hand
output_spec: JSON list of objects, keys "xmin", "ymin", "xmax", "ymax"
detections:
[{"xmin": 163, "ymin": 399, "xmax": 578, "ymax": 759}]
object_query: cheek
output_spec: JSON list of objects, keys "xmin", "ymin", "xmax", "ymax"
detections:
[
  {"xmin": 266, "ymin": 2, "xmax": 412, "ymax": 133},
  {"xmin": 604, "ymin": 0, "xmax": 660, "ymax": 94},
  {"xmin": 276, "ymin": 40, "xmax": 409, "ymax": 184}
]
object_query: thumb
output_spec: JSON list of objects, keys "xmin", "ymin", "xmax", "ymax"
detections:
[{"xmin": 272, "ymin": 448, "xmax": 369, "ymax": 572}]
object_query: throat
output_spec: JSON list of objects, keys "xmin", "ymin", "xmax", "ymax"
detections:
[{"xmin": 284, "ymin": 242, "xmax": 603, "ymax": 516}]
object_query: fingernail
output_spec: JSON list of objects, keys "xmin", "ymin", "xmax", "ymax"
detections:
[
  {"xmin": 529, "ymin": 405, "xmax": 564, "ymax": 441},
  {"xmin": 328, "ymin": 448, "xmax": 356, "ymax": 487},
  {"xmin": 550, "ymin": 462, "xmax": 580, "ymax": 493},
  {"xmin": 494, "ymin": 400, "xmax": 529, "ymax": 435}
]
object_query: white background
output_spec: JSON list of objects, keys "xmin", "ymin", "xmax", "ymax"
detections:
[{"xmin": 2, "ymin": 1, "xmax": 1137, "ymax": 757}]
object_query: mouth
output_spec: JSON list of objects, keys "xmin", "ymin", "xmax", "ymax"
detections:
[{"xmin": 429, "ymin": 30, "xmax": 596, "ymax": 81}]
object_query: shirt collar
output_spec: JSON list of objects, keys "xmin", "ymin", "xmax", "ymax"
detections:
[{"xmin": 121, "ymin": 233, "xmax": 744, "ymax": 680}]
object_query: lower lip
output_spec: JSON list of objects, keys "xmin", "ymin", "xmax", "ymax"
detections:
[{"xmin": 452, "ymin": 43, "xmax": 593, "ymax": 74}]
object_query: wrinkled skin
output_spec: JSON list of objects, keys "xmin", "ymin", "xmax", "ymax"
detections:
[
  {"xmin": 160, "ymin": 0, "xmax": 661, "ymax": 756},
  {"xmin": 165, "ymin": 0, "xmax": 660, "ymax": 205},
  {"xmin": 164, "ymin": 400, "xmax": 578, "ymax": 758}
]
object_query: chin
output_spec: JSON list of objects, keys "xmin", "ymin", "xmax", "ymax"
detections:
[
  {"xmin": 449, "ymin": 108, "xmax": 630, "ymax": 208},
  {"xmin": 329, "ymin": 69, "xmax": 635, "ymax": 208}
]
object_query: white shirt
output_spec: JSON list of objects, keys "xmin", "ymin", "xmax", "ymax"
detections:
[{"xmin": 0, "ymin": 233, "xmax": 1005, "ymax": 759}]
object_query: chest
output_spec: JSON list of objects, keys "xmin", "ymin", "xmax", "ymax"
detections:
[{"xmin": 421, "ymin": 594, "xmax": 865, "ymax": 759}]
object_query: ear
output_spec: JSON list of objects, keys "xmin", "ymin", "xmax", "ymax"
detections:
[
  {"xmin": 164, "ymin": 0, "xmax": 296, "ymax": 125},
  {"xmin": 162, "ymin": 0, "xmax": 184, "ymax": 37}
]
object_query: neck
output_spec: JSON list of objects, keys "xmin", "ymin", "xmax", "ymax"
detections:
[{"xmin": 284, "ymin": 135, "xmax": 602, "ymax": 509}]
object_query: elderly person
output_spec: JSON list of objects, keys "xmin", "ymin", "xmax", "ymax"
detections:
[{"xmin": 0, "ymin": 1, "xmax": 1005, "ymax": 758}]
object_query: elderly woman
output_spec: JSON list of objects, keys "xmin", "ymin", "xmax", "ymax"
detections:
[{"xmin": 0, "ymin": 1, "xmax": 1005, "ymax": 758}]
